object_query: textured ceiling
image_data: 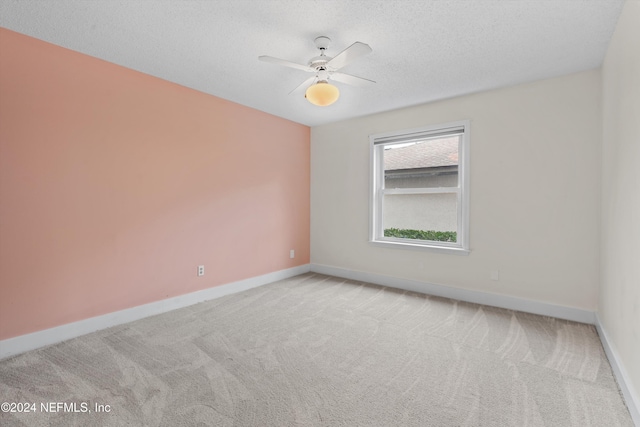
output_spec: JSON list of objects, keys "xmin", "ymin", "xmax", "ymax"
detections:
[{"xmin": 0, "ymin": 0, "xmax": 624, "ymax": 127}]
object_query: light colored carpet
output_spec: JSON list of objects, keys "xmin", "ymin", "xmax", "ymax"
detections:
[{"xmin": 0, "ymin": 273, "xmax": 633, "ymax": 426}]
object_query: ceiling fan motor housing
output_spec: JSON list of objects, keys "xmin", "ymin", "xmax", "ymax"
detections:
[{"xmin": 309, "ymin": 56, "xmax": 333, "ymax": 70}]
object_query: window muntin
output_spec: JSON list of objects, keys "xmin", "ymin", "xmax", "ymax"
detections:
[{"xmin": 370, "ymin": 121, "xmax": 470, "ymax": 253}]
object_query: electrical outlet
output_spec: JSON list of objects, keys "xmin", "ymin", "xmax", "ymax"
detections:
[
  {"xmin": 197, "ymin": 265, "xmax": 205, "ymax": 277},
  {"xmin": 491, "ymin": 270, "xmax": 500, "ymax": 281},
  {"xmin": 290, "ymin": 249, "xmax": 295, "ymax": 259}
]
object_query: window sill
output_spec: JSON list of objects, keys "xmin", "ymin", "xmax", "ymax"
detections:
[{"xmin": 369, "ymin": 239, "xmax": 470, "ymax": 255}]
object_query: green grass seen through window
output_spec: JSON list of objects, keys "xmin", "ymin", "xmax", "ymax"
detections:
[{"xmin": 384, "ymin": 228, "xmax": 457, "ymax": 242}]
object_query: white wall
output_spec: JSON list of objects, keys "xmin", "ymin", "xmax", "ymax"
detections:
[
  {"xmin": 600, "ymin": 0, "xmax": 640, "ymax": 414},
  {"xmin": 311, "ymin": 69, "xmax": 601, "ymax": 310}
]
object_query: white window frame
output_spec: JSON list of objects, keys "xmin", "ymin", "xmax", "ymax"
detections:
[{"xmin": 369, "ymin": 120, "xmax": 470, "ymax": 255}]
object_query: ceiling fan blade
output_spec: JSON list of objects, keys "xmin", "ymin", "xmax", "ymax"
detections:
[
  {"xmin": 330, "ymin": 72, "xmax": 376, "ymax": 86},
  {"xmin": 326, "ymin": 42, "xmax": 372, "ymax": 70},
  {"xmin": 259, "ymin": 55, "xmax": 314, "ymax": 72},
  {"xmin": 289, "ymin": 76, "xmax": 317, "ymax": 95}
]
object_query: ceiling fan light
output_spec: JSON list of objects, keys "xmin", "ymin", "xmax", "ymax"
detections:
[{"xmin": 305, "ymin": 81, "xmax": 340, "ymax": 106}]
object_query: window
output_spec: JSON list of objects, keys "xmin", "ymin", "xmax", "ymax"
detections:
[{"xmin": 369, "ymin": 120, "xmax": 470, "ymax": 254}]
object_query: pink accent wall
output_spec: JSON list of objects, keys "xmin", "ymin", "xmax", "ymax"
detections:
[{"xmin": 0, "ymin": 28, "xmax": 310, "ymax": 340}]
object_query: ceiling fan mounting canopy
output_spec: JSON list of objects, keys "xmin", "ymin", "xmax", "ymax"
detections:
[{"xmin": 314, "ymin": 36, "xmax": 331, "ymax": 51}]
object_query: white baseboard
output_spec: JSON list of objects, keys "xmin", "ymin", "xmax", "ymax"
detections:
[
  {"xmin": 0, "ymin": 264, "xmax": 311, "ymax": 360},
  {"xmin": 309, "ymin": 264, "xmax": 596, "ymax": 324},
  {"xmin": 595, "ymin": 315, "xmax": 640, "ymax": 426}
]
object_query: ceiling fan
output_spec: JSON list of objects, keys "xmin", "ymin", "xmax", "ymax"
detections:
[{"xmin": 259, "ymin": 36, "xmax": 375, "ymax": 106}]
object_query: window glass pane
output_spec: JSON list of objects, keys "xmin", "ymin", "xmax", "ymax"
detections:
[
  {"xmin": 383, "ymin": 193, "xmax": 458, "ymax": 242},
  {"xmin": 383, "ymin": 136, "xmax": 459, "ymax": 189}
]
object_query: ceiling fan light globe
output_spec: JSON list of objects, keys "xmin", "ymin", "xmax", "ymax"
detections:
[{"xmin": 305, "ymin": 82, "xmax": 340, "ymax": 106}]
